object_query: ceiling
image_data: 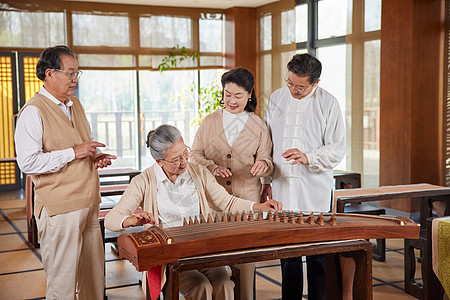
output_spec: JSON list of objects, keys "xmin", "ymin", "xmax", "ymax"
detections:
[{"xmin": 68, "ymin": 0, "xmax": 280, "ymax": 9}]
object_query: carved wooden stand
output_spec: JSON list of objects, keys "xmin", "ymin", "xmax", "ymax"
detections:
[{"xmin": 164, "ymin": 239, "xmax": 373, "ymax": 300}]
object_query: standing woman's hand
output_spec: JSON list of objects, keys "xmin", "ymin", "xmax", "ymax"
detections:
[
  {"xmin": 250, "ymin": 160, "xmax": 268, "ymax": 176},
  {"xmin": 212, "ymin": 166, "xmax": 233, "ymax": 178}
]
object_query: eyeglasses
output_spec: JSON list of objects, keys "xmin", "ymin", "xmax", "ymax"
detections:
[
  {"xmin": 54, "ymin": 69, "xmax": 83, "ymax": 80},
  {"xmin": 163, "ymin": 146, "xmax": 190, "ymax": 165},
  {"xmin": 284, "ymin": 78, "xmax": 314, "ymax": 93}
]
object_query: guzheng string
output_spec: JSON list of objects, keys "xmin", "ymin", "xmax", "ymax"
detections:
[
  {"xmin": 154, "ymin": 210, "xmax": 341, "ymax": 232},
  {"xmin": 155, "ymin": 210, "xmax": 281, "ymax": 228},
  {"xmin": 152, "ymin": 211, "xmax": 408, "ymax": 238}
]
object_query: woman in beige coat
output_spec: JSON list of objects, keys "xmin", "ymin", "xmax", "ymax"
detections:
[
  {"xmin": 105, "ymin": 124, "xmax": 281, "ymax": 300},
  {"xmin": 190, "ymin": 68, "xmax": 273, "ymax": 300}
]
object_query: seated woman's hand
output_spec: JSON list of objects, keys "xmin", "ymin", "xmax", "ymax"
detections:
[
  {"xmin": 123, "ymin": 211, "xmax": 157, "ymax": 228},
  {"xmin": 253, "ymin": 199, "xmax": 282, "ymax": 211},
  {"xmin": 212, "ymin": 166, "xmax": 232, "ymax": 178},
  {"xmin": 250, "ymin": 160, "xmax": 268, "ymax": 176}
]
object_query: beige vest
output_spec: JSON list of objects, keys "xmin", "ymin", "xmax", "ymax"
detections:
[{"xmin": 18, "ymin": 93, "xmax": 100, "ymax": 217}]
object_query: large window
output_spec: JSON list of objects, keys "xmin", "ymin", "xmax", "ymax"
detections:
[
  {"xmin": 317, "ymin": 0, "xmax": 351, "ymax": 39},
  {"xmin": 316, "ymin": 44, "xmax": 350, "ymax": 171},
  {"xmin": 73, "ymin": 13, "xmax": 130, "ymax": 47},
  {"xmin": 260, "ymin": 15, "xmax": 272, "ymax": 51},
  {"xmin": 77, "ymin": 71, "xmax": 137, "ymax": 168},
  {"xmin": 1, "ymin": 2, "xmax": 225, "ymax": 171},
  {"xmin": 294, "ymin": 4, "xmax": 308, "ymax": 43},
  {"xmin": 0, "ymin": 11, "xmax": 65, "ymax": 47},
  {"xmin": 138, "ymin": 70, "xmax": 197, "ymax": 168},
  {"xmin": 364, "ymin": 0, "xmax": 382, "ymax": 32},
  {"xmin": 140, "ymin": 16, "xmax": 192, "ymax": 49},
  {"xmin": 199, "ymin": 14, "xmax": 223, "ymax": 53},
  {"xmin": 258, "ymin": 0, "xmax": 381, "ymax": 187},
  {"xmin": 363, "ymin": 40, "xmax": 380, "ymax": 186}
]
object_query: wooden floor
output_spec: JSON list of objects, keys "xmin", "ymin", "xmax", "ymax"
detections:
[{"xmin": 0, "ymin": 190, "xmax": 420, "ymax": 300}]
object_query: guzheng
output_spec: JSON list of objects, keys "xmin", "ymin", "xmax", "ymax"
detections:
[{"xmin": 117, "ymin": 211, "xmax": 420, "ymax": 271}]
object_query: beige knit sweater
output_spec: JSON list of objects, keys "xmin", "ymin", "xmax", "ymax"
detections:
[
  {"xmin": 18, "ymin": 94, "xmax": 100, "ymax": 217},
  {"xmin": 191, "ymin": 109, "xmax": 273, "ymax": 203},
  {"xmin": 104, "ymin": 162, "xmax": 254, "ymax": 232}
]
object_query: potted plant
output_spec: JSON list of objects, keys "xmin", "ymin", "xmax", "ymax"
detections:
[{"xmin": 158, "ymin": 45, "xmax": 222, "ymax": 125}]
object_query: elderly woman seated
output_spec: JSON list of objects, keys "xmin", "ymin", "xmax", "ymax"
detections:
[{"xmin": 105, "ymin": 124, "xmax": 282, "ymax": 300}]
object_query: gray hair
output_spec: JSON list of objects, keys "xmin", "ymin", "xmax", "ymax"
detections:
[
  {"xmin": 146, "ymin": 124, "xmax": 182, "ymax": 160},
  {"xmin": 36, "ymin": 45, "xmax": 76, "ymax": 81}
]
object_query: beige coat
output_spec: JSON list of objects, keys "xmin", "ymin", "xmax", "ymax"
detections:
[
  {"xmin": 104, "ymin": 162, "xmax": 254, "ymax": 232},
  {"xmin": 104, "ymin": 162, "xmax": 255, "ymax": 288},
  {"xmin": 191, "ymin": 109, "xmax": 273, "ymax": 203}
]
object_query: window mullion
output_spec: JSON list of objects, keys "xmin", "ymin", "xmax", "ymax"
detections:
[{"xmin": 306, "ymin": 0, "xmax": 318, "ymax": 55}]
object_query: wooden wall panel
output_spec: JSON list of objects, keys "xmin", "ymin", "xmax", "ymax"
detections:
[
  {"xmin": 410, "ymin": 0, "xmax": 444, "ymax": 185},
  {"xmin": 380, "ymin": 0, "xmax": 444, "ymax": 212},
  {"xmin": 224, "ymin": 7, "xmax": 257, "ymax": 75},
  {"xmin": 224, "ymin": 7, "xmax": 258, "ymax": 114}
]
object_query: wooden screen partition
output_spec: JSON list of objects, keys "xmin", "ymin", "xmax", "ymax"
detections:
[
  {"xmin": 0, "ymin": 53, "xmax": 19, "ymax": 190},
  {"xmin": 0, "ymin": 52, "xmax": 41, "ymax": 191},
  {"xmin": 20, "ymin": 55, "xmax": 41, "ymax": 105}
]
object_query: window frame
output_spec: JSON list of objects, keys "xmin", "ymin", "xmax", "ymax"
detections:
[{"xmin": 0, "ymin": 1, "xmax": 226, "ymax": 171}]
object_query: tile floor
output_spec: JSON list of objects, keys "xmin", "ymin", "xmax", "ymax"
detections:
[{"xmin": 0, "ymin": 190, "xmax": 420, "ymax": 300}]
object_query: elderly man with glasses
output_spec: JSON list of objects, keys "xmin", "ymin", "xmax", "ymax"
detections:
[
  {"xmin": 15, "ymin": 45, "xmax": 116, "ymax": 300},
  {"xmin": 261, "ymin": 53, "xmax": 346, "ymax": 300}
]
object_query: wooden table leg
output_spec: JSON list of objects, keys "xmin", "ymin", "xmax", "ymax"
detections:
[
  {"xmin": 336, "ymin": 243, "xmax": 373, "ymax": 300},
  {"xmin": 165, "ymin": 265, "xmax": 180, "ymax": 300},
  {"xmin": 353, "ymin": 247, "xmax": 372, "ymax": 300},
  {"xmin": 404, "ymin": 237, "xmax": 423, "ymax": 299}
]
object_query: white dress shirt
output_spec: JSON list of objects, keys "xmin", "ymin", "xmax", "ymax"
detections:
[
  {"xmin": 222, "ymin": 109, "xmax": 249, "ymax": 146},
  {"xmin": 155, "ymin": 164, "xmax": 200, "ymax": 228},
  {"xmin": 15, "ymin": 86, "xmax": 76, "ymax": 175},
  {"xmin": 264, "ymin": 86, "xmax": 346, "ymax": 212},
  {"xmin": 118, "ymin": 163, "xmax": 256, "ymax": 229}
]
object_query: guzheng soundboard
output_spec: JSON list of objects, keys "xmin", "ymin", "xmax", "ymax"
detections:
[{"xmin": 117, "ymin": 211, "xmax": 420, "ymax": 271}]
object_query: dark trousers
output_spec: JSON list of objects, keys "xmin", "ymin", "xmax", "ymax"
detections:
[{"xmin": 280, "ymin": 255, "xmax": 325, "ymax": 300}]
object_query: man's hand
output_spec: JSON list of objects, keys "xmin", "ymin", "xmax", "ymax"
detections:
[
  {"xmin": 254, "ymin": 199, "xmax": 282, "ymax": 211},
  {"xmin": 122, "ymin": 211, "xmax": 157, "ymax": 228},
  {"xmin": 73, "ymin": 141, "xmax": 105, "ymax": 159},
  {"xmin": 282, "ymin": 148, "xmax": 309, "ymax": 165},
  {"xmin": 94, "ymin": 154, "xmax": 117, "ymax": 169},
  {"xmin": 250, "ymin": 160, "xmax": 268, "ymax": 176},
  {"xmin": 260, "ymin": 183, "xmax": 272, "ymax": 202},
  {"xmin": 212, "ymin": 166, "xmax": 232, "ymax": 178}
]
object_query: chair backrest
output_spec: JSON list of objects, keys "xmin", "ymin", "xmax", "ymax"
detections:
[{"xmin": 25, "ymin": 175, "xmax": 33, "ymax": 223}]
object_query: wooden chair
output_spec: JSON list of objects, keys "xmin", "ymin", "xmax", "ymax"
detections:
[
  {"xmin": 404, "ymin": 217, "xmax": 447, "ymax": 300},
  {"xmin": 25, "ymin": 176, "xmax": 39, "ymax": 248}
]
